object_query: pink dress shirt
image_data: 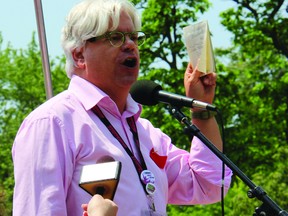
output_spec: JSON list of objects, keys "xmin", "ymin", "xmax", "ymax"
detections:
[{"xmin": 12, "ymin": 75, "xmax": 232, "ymax": 216}]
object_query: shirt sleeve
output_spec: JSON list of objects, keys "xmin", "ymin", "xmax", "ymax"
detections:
[
  {"xmin": 12, "ymin": 115, "xmax": 73, "ymax": 216},
  {"xmin": 166, "ymin": 136, "xmax": 233, "ymax": 205}
]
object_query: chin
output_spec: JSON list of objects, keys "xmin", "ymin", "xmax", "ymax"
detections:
[{"xmin": 119, "ymin": 77, "xmax": 137, "ymax": 87}]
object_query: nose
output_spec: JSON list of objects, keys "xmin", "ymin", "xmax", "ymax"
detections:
[{"xmin": 121, "ymin": 35, "xmax": 136, "ymax": 51}]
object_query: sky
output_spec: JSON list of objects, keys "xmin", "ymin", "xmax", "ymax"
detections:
[{"xmin": 0, "ymin": 0, "xmax": 235, "ymax": 59}]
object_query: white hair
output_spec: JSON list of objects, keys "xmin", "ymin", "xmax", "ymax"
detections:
[{"xmin": 61, "ymin": 0, "xmax": 141, "ymax": 78}]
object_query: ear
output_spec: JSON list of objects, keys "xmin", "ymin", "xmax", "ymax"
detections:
[{"xmin": 72, "ymin": 47, "xmax": 85, "ymax": 69}]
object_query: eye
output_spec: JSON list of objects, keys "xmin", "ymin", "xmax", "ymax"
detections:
[
  {"xmin": 109, "ymin": 32, "xmax": 123, "ymax": 43},
  {"xmin": 130, "ymin": 33, "xmax": 138, "ymax": 42},
  {"xmin": 134, "ymin": 32, "xmax": 146, "ymax": 46}
]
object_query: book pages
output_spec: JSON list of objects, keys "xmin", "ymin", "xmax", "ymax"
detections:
[{"xmin": 183, "ymin": 20, "xmax": 216, "ymax": 75}]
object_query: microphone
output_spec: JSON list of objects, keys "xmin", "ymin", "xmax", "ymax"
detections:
[
  {"xmin": 79, "ymin": 156, "xmax": 121, "ymax": 200},
  {"xmin": 130, "ymin": 80, "xmax": 217, "ymax": 111}
]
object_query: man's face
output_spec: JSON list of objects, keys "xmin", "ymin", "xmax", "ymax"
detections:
[{"xmin": 74, "ymin": 11, "xmax": 140, "ymax": 95}]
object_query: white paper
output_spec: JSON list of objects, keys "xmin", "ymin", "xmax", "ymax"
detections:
[{"xmin": 183, "ymin": 20, "xmax": 216, "ymax": 75}]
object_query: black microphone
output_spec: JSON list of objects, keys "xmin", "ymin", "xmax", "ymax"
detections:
[{"xmin": 130, "ymin": 80, "xmax": 217, "ymax": 111}]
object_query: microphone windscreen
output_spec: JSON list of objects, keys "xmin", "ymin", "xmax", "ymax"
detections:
[{"xmin": 130, "ymin": 80, "xmax": 162, "ymax": 105}]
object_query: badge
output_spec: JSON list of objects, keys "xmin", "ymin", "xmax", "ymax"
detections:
[
  {"xmin": 146, "ymin": 183, "xmax": 156, "ymax": 195},
  {"xmin": 140, "ymin": 170, "xmax": 155, "ymax": 184},
  {"xmin": 140, "ymin": 170, "xmax": 156, "ymax": 195}
]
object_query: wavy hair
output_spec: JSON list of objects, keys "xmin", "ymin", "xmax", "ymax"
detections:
[{"xmin": 61, "ymin": 0, "xmax": 141, "ymax": 78}]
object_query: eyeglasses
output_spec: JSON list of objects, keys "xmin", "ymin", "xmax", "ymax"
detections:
[{"xmin": 87, "ymin": 31, "xmax": 147, "ymax": 47}]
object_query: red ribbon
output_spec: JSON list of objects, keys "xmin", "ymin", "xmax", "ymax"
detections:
[{"xmin": 150, "ymin": 148, "xmax": 167, "ymax": 169}]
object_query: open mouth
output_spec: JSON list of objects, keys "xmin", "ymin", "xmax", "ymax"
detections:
[{"xmin": 123, "ymin": 57, "xmax": 137, "ymax": 68}]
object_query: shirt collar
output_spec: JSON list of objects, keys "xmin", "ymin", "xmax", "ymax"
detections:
[{"xmin": 68, "ymin": 75, "xmax": 142, "ymax": 119}]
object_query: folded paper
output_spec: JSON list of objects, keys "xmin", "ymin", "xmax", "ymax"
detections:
[{"xmin": 183, "ymin": 20, "xmax": 216, "ymax": 75}]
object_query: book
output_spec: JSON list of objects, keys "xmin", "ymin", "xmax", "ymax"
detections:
[{"xmin": 183, "ymin": 20, "xmax": 216, "ymax": 75}]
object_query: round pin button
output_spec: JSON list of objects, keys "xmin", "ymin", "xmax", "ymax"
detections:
[
  {"xmin": 145, "ymin": 182, "xmax": 156, "ymax": 195},
  {"xmin": 140, "ymin": 170, "xmax": 155, "ymax": 184}
]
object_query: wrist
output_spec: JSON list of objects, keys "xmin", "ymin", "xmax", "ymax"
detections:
[{"xmin": 190, "ymin": 110, "xmax": 217, "ymax": 120}]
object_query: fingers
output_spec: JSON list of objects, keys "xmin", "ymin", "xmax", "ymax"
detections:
[
  {"xmin": 87, "ymin": 195, "xmax": 118, "ymax": 216},
  {"xmin": 184, "ymin": 63, "xmax": 201, "ymax": 88},
  {"xmin": 185, "ymin": 62, "xmax": 200, "ymax": 77},
  {"xmin": 184, "ymin": 62, "xmax": 216, "ymax": 103},
  {"xmin": 81, "ymin": 203, "xmax": 88, "ymax": 211},
  {"xmin": 200, "ymin": 72, "xmax": 217, "ymax": 86}
]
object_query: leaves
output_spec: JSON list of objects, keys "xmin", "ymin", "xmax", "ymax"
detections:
[
  {"xmin": 0, "ymin": 32, "xmax": 69, "ymax": 215},
  {"xmin": 137, "ymin": 0, "xmax": 288, "ymax": 214},
  {"xmin": 0, "ymin": 0, "xmax": 287, "ymax": 214}
]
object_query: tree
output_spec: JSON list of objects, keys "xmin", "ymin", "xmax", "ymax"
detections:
[
  {"xmin": 0, "ymin": 185, "xmax": 6, "ymax": 216},
  {"xmin": 0, "ymin": 32, "xmax": 69, "ymax": 215},
  {"xmin": 221, "ymin": 0, "xmax": 288, "ymax": 58},
  {"xmin": 134, "ymin": 0, "xmax": 288, "ymax": 214},
  {"xmin": 131, "ymin": 0, "xmax": 212, "ymax": 147},
  {"xmin": 214, "ymin": 1, "xmax": 288, "ymax": 213},
  {"xmin": 1, "ymin": 0, "xmax": 287, "ymax": 214}
]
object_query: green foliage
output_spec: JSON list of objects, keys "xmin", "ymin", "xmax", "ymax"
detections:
[
  {"xmin": 0, "ymin": 0, "xmax": 287, "ymax": 214},
  {"xmin": 136, "ymin": 0, "xmax": 288, "ymax": 215},
  {"xmin": 0, "ymin": 33, "xmax": 45, "ymax": 214},
  {"xmin": 215, "ymin": 0, "xmax": 288, "ymax": 178},
  {"xmin": 0, "ymin": 180, "xmax": 9, "ymax": 215},
  {"xmin": 208, "ymin": 0, "xmax": 287, "ymax": 214},
  {"xmin": 220, "ymin": 0, "xmax": 288, "ymax": 58},
  {"xmin": 0, "ymin": 32, "xmax": 69, "ymax": 215},
  {"xmin": 136, "ymin": 0, "xmax": 211, "ymax": 150},
  {"xmin": 140, "ymin": 0, "xmax": 210, "ymax": 71}
]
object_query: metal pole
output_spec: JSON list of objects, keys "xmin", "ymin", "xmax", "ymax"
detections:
[{"xmin": 33, "ymin": 0, "xmax": 53, "ymax": 99}]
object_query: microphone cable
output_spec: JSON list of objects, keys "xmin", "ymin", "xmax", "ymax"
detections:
[
  {"xmin": 215, "ymin": 109, "xmax": 226, "ymax": 216},
  {"xmin": 184, "ymin": 108, "xmax": 227, "ymax": 215}
]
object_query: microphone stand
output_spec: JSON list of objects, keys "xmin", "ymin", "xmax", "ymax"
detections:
[{"xmin": 168, "ymin": 106, "xmax": 288, "ymax": 216}]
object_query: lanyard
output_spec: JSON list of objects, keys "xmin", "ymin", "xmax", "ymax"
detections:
[{"xmin": 92, "ymin": 105, "xmax": 149, "ymax": 192}]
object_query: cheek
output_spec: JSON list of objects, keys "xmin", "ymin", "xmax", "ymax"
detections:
[{"xmin": 85, "ymin": 49, "xmax": 114, "ymax": 70}]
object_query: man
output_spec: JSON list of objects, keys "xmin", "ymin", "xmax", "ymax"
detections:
[{"xmin": 12, "ymin": 0, "xmax": 232, "ymax": 215}]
